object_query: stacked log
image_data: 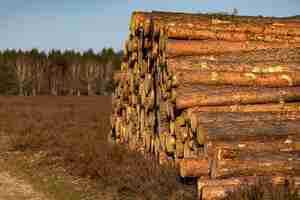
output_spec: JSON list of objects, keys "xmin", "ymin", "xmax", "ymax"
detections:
[{"xmin": 110, "ymin": 11, "xmax": 300, "ymax": 199}]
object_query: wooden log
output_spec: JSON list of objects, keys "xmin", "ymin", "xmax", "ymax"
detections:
[
  {"xmin": 205, "ymin": 138, "xmax": 300, "ymax": 158},
  {"xmin": 176, "ymin": 86, "xmax": 300, "ymax": 109},
  {"xmin": 113, "ymin": 71, "xmax": 129, "ymax": 82},
  {"xmin": 166, "ymin": 39, "xmax": 300, "ymax": 58},
  {"xmin": 175, "ymin": 139, "xmax": 184, "ymax": 159},
  {"xmin": 174, "ymin": 70, "xmax": 300, "ymax": 87},
  {"xmin": 198, "ymin": 119, "xmax": 300, "ymax": 144},
  {"xmin": 188, "ymin": 111, "xmax": 300, "ymax": 131},
  {"xmin": 167, "ymin": 25, "xmax": 300, "ymax": 43},
  {"xmin": 168, "ymin": 49, "xmax": 300, "ymax": 73},
  {"xmin": 179, "ymin": 157, "xmax": 210, "ymax": 178},
  {"xmin": 197, "ymin": 176, "xmax": 295, "ymax": 200},
  {"xmin": 167, "ymin": 26, "xmax": 300, "ymax": 42},
  {"xmin": 185, "ymin": 103, "xmax": 300, "ymax": 114},
  {"xmin": 149, "ymin": 13, "xmax": 300, "ymax": 48},
  {"xmin": 150, "ymin": 11, "xmax": 300, "ymax": 35},
  {"xmin": 165, "ymin": 135, "xmax": 176, "ymax": 154},
  {"xmin": 211, "ymin": 149, "xmax": 300, "ymax": 179},
  {"xmin": 183, "ymin": 141, "xmax": 201, "ymax": 158}
]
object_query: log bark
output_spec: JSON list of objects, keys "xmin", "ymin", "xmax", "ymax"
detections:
[
  {"xmin": 174, "ymin": 70, "xmax": 300, "ymax": 87},
  {"xmin": 166, "ymin": 39, "xmax": 300, "ymax": 58},
  {"xmin": 179, "ymin": 157, "xmax": 210, "ymax": 178},
  {"xmin": 211, "ymin": 149, "xmax": 300, "ymax": 179},
  {"xmin": 176, "ymin": 86, "xmax": 300, "ymax": 109},
  {"xmin": 198, "ymin": 119, "xmax": 300, "ymax": 144}
]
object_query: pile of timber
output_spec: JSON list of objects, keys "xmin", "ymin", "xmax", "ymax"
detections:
[{"xmin": 109, "ymin": 11, "xmax": 300, "ymax": 200}]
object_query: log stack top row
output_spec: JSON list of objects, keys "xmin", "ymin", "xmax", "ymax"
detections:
[{"xmin": 110, "ymin": 11, "xmax": 300, "ymax": 200}]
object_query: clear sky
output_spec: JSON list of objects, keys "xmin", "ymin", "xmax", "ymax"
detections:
[{"xmin": 0, "ymin": 0, "xmax": 299, "ymax": 52}]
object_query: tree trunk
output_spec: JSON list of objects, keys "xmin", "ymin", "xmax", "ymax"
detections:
[{"xmin": 87, "ymin": 81, "xmax": 93, "ymax": 96}]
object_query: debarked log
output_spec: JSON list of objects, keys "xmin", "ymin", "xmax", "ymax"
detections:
[
  {"xmin": 211, "ymin": 149, "xmax": 300, "ymax": 179},
  {"xmin": 185, "ymin": 103, "xmax": 300, "ymax": 114},
  {"xmin": 152, "ymin": 11, "xmax": 300, "ymax": 35},
  {"xmin": 205, "ymin": 138, "xmax": 300, "ymax": 158},
  {"xmin": 187, "ymin": 111, "xmax": 300, "ymax": 131},
  {"xmin": 166, "ymin": 26, "xmax": 300, "ymax": 42},
  {"xmin": 169, "ymin": 60, "xmax": 300, "ymax": 75},
  {"xmin": 179, "ymin": 157, "xmax": 210, "ymax": 178},
  {"xmin": 166, "ymin": 39, "xmax": 300, "ymax": 57},
  {"xmin": 197, "ymin": 119, "xmax": 300, "ymax": 144},
  {"xmin": 176, "ymin": 86, "xmax": 300, "ymax": 109},
  {"xmin": 173, "ymin": 70, "xmax": 300, "ymax": 87},
  {"xmin": 197, "ymin": 176, "xmax": 299, "ymax": 200},
  {"xmin": 113, "ymin": 71, "xmax": 129, "ymax": 82}
]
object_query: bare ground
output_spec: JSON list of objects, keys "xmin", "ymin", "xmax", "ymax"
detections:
[
  {"xmin": 0, "ymin": 170, "xmax": 49, "ymax": 200},
  {"xmin": 0, "ymin": 135, "xmax": 50, "ymax": 200}
]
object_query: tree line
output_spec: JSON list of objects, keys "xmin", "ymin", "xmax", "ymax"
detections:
[{"xmin": 0, "ymin": 48, "xmax": 122, "ymax": 96}]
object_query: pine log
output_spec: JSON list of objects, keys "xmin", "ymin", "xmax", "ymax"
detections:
[
  {"xmin": 113, "ymin": 71, "xmax": 129, "ymax": 82},
  {"xmin": 175, "ymin": 139, "xmax": 184, "ymax": 159},
  {"xmin": 183, "ymin": 141, "xmax": 199, "ymax": 158},
  {"xmin": 185, "ymin": 103, "xmax": 300, "ymax": 114},
  {"xmin": 167, "ymin": 26, "xmax": 300, "ymax": 42},
  {"xmin": 168, "ymin": 48, "xmax": 300, "ymax": 73},
  {"xmin": 188, "ymin": 111, "xmax": 300, "ymax": 131},
  {"xmin": 197, "ymin": 176, "xmax": 296, "ymax": 200},
  {"xmin": 211, "ymin": 149, "xmax": 300, "ymax": 179},
  {"xmin": 174, "ymin": 70, "xmax": 300, "ymax": 87},
  {"xmin": 166, "ymin": 39, "xmax": 300, "ymax": 57},
  {"xmin": 205, "ymin": 138, "xmax": 300, "ymax": 158},
  {"xmin": 198, "ymin": 119, "xmax": 300, "ymax": 144},
  {"xmin": 176, "ymin": 86, "xmax": 300, "ymax": 109},
  {"xmin": 179, "ymin": 157, "xmax": 210, "ymax": 178},
  {"xmin": 149, "ymin": 12, "xmax": 300, "ymax": 46}
]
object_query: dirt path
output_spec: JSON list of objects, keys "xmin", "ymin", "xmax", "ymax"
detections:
[
  {"xmin": 0, "ymin": 170, "xmax": 49, "ymax": 200},
  {"xmin": 0, "ymin": 134, "xmax": 50, "ymax": 200}
]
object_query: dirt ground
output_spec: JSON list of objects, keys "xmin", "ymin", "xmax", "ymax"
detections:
[
  {"xmin": 0, "ymin": 170, "xmax": 49, "ymax": 200},
  {"xmin": 0, "ymin": 135, "xmax": 50, "ymax": 200}
]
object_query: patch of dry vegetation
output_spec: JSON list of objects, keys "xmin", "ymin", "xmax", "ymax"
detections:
[
  {"xmin": 225, "ymin": 180, "xmax": 300, "ymax": 200},
  {"xmin": 0, "ymin": 96, "xmax": 195, "ymax": 200}
]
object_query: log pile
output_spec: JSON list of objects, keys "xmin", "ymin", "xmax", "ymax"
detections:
[{"xmin": 109, "ymin": 11, "xmax": 300, "ymax": 199}]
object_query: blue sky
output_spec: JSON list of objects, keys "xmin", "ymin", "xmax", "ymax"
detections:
[{"xmin": 0, "ymin": 0, "xmax": 299, "ymax": 52}]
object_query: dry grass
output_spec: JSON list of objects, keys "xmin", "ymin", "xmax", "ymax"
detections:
[
  {"xmin": 0, "ymin": 96, "xmax": 195, "ymax": 200},
  {"xmin": 225, "ymin": 180, "xmax": 300, "ymax": 200}
]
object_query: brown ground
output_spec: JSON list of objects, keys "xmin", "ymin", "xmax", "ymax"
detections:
[{"xmin": 0, "ymin": 96, "xmax": 195, "ymax": 200}]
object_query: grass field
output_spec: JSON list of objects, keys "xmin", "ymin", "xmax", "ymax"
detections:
[{"xmin": 0, "ymin": 96, "xmax": 195, "ymax": 200}]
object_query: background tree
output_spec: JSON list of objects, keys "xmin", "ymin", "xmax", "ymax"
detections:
[{"xmin": 0, "ymin": 48, "xmax": 122, "ymax": 96}]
